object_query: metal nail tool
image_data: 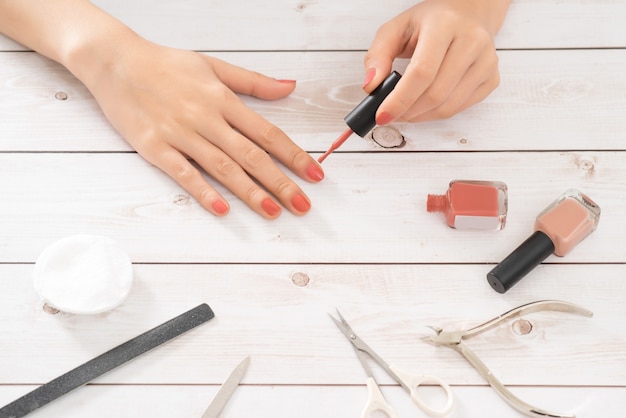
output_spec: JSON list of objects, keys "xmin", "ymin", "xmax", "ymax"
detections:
[
  {"xmin": 330, "ymin": 309, "xmax": 454, "ymax": 418},
  {"xmin": 423, "ymin": 300, "xmax": 593, "ymax": 418},
  {"xmin": 201, "ymin": 356, "xmax": 250, "ymax": 418}
]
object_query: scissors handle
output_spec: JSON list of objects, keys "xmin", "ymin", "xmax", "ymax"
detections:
[
  {"xmin": 361, "ymin": 377, "xmax": 398, "ymax": 418},
  {"xmin": 389, "ymin": 365, "xmax": 454, "ymax": 417}
]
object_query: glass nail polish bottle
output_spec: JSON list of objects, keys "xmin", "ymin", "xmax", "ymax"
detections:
[
  {"xmin": 487, "ymin": 189, "xmax": 601, "ymax": 293},
  {"xmin": 427, "ymin": 180, "xmax": 508, "ymax": 230}
]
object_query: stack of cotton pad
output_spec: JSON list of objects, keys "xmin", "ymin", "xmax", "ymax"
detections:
[{"xmin": 33, "ymin": 234, "xmax": 133, "ymax": 314}]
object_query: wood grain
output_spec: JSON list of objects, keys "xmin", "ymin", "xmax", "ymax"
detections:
[
  {"xmin": 2, "ymin": 49, "xmax": 626, "ymax": 152},
  {"xmin": 1, "ymin": 0, "xmax": 625, "ymax": 50},
  {"xmin": 0, "ymin": 151, "xmax": 623, "ymax": 263},
  {"xmin": 0, "ymin": 385, "xmax": 624, "ymax": 418},
  {"xmin": 1, "ymin": 1, "xmax": 625, "ymax": 417},
  {"xmin": 0, "ymin": 264, "xmax": 623, "ymax": 386}
]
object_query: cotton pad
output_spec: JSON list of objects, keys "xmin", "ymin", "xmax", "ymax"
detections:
[{"xmin": 33, "ymin": 234, "xmax": 133, "ymax": 314}]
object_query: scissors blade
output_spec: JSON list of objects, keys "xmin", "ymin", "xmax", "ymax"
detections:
[
  {"xmin": 201, "ymin": 356, "xmax": 250, "ymax": 418},
  {"xmin": 329, "ymin": 310, "xmax": 382, "ymax": 362},
  {"xmin": 330, "ymin": 310, "xmax": 405, "ymax": 387},
  {"xmin": 329, "ymin": 310, "xmax": 364, "ymax": 348}
]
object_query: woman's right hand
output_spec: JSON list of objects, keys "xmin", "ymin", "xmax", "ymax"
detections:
[{"xmin": 362, "ymin": 0, "xmax": 511, "ymax": 124}]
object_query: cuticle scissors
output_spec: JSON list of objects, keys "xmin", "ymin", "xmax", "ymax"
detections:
[{"xmin": 330, "ymin": 309, "xmax": 454, "ymax": 418}]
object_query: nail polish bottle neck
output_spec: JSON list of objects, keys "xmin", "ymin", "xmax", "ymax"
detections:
[{"xmin": 427, "ymin": 194, "xmax": 449, "ymax": 213}]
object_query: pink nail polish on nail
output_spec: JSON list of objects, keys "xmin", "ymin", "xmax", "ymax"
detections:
[
  {"xmin": 212, "ymin": 200, "xmax": 229, "ymax": 216},
  {"xmin": 291, "ymin": 194, "xmax": 311, "ymax": 213},
  {"xmin": 306, "ymin": 163, "xmax": 325, "ymax": 182},
  {"xmin": 277, "ymin": 79, "xmax": 297, "ymax": 84},
  {"xmin": 376, "ymin": 112, "xmax": 394, "ymax": 126},
  {"xmin": 363, "ymin": 68, "xmax": 376, "ymax": 88},
  {"xmin": 262, "ymin": 198, "xmax": 281, "ymax": 217}
]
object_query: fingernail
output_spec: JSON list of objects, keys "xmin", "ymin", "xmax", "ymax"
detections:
[
  {"xmin": 306, "ymin": 162, "xmax": 325, "ymax": 182},
  {"xmin": 363, "ymin": 68, "xmax": 376, "ymax": 88},
  {"xmin": 376, "ymin": 112, "xmax": 394, "ymax": 126},
  {"xmin": 291, "ymin": 194, "xmax": 311, "ymax": 213},
  {"xmin": 277, "ymin": 79, "xmax": 297, "ymax": 84},
  {"xmin": 212, "ymin": 200, "xmax": 229, "ymax": 216},
  {"xmin": 262, "ymin": 198, "xmax": 281, "ymax": 217}
]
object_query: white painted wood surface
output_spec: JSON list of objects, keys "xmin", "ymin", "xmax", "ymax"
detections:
[
  {"xmin": 1, "ymin": 1, "xmax": 625, "ymax": 417},
  {"xmin": 2, "ymin": 49, "xmax": 626, "ymax": 153},
  {"xmin": 0, "ymin": 152, "xmax": 624, "ymax": 264},
  {"xmin": 1, "ymin": 0, "xmax": 626, "ymax": 50}
]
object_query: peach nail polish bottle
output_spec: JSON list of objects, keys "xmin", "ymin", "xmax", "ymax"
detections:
[
  {"xmin": 487, "ymin": 189, "xmax": 601, "ymax": 293},
  {"xmin": 427, "ymin": 180, "xmax": 508, "ymax": 230}
]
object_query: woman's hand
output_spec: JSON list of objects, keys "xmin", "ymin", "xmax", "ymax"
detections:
[
  {"xmin": 0, "ymin": 0, "xmax": 324, "ymax": 219},
  {"xmin": 80, "ymin": 37, "xmax": 324, "ymax": 219},
  {"xmin": 363, "ymin": 0, "xmax": 511, "ymax": 124}
]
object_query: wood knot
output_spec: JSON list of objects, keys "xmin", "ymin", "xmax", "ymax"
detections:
[
  {"xmin": 291, "ymin": 272, "xmax": 310, "ymax": 287},
  {"xmin": 54, "ymin": 91, "xmax": 68, "ymax": 101},
  {"xmin": 512, "ymin": 319, "xmax": 533, "ymax": 335},
  {"xmin": 172, "ymin": 194, "xmax": 191, "ymax": 206},
  {"xmin": 578, "ymin": 159, "xmax": 595, "ymax": 175},
  {"xmin": 370, "ymin": 126, "xmax": 406, "ymax": 148},
  {"xmin": 43, "ymin": 303, "xmax": 60, "ymax": 315}
]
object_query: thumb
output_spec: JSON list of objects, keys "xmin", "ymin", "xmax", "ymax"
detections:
[
  {"xmin": 207, "ymin": 56, "xmax": 296, "ymax": 100},
  {"xmin": 362, "ymin": 19, "xmax": 410, "ymax": 94}
]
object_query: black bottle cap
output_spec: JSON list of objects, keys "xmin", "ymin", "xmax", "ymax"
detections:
[
  {"xmin": 344, "ymin": 71, "xmax": 402, "ymax": 137},
  {"xmin": 487, "ymin": 231, "xmax": 556, "ymax": 293}
]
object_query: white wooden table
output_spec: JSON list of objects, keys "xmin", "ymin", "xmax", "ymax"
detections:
[{"xmin": 1, "ymin": 1, "xmax": 625, "ymax": 417}]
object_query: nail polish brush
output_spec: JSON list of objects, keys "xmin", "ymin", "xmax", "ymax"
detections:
[{"xmin": 318, "ymin": 71, "xmax": 402, "ymax": 163}]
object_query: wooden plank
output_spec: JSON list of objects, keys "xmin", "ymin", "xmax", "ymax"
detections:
[
  {"xmin": 1, "ymin": 0, "xmax": 625, "ymax": 51},
  {"xmin": 1, "ymin": 264, "xmax": 624, "ymax": 386},
  {"xmin": 1, "ymin": 49, "xmax": 625, "ymax": 152},
  {"xmin": 0, "ymin": 385, "xmax": 624, "ymax": 418},
  {"xmin": 0, "ymin": 152, "xmax": 622, "ymax": 263},
  {"xmin": 1, "ymin": 2, "xmax": 623, "ymax": 417}
]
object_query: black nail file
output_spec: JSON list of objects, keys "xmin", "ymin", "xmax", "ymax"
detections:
[{"xmin": 0, "ymin": 303, "xmax": 215, "ymax": 418}]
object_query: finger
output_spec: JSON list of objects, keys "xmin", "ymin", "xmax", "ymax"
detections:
[
  {"xmin": 207, "ymin": 56, "xmax": 297, "ymax": 100},
  {"xmin": 409, "ymin": 64, "xmax": 500, "ymax": 122},
  {"xmin": 205, "ymin": 124, "xmax": 312, "ymax": 216},
  {"xmin": 199, "ymin": 57, "xmax": 322, "ymax": 185},
  {"xmin": 139, "ymin": 140, "xmax": 231, "ymax": 217},
  {"xmin": 410, "ymin": 81, "xmax": 496, "ymax": 122},
  {"xmin": 401, "ymin": 37, "xmax": 492, "ymax": 119},
  {"xmin": 171, "ymin": 127, "xmax": 289, "ymax": 219},
  {"xmin": 193, "ymin": 117, "xmax": 312, "ymax": 216},
  {"xmin": 376, "ymin": 22, "xmax": 455, "ymax": 125},
  {"xmin": 362, "ymin": 14, "xmax": 415, "ymax": 93},
  {"xmin": 221, "ymin": 97, "xmax": 324, "ymax": 184}
]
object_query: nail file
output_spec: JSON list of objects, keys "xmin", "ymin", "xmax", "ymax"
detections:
[{"xmin": 0, "ymin": 303, "xmax": 215, "ymax": 418}]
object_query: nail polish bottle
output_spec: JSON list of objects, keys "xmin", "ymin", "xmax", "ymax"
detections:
[
  {"xmin": 344, "ymin": 71, "xmax": 402, "ymax": 137},
  {"xmin": 318, "ymin": 71, "xmax": 402, "ymax": 163},
  {"xmin": 487, "ymin": 189, "xmax": 601, "ymax": 293},
  {"xmin": 427, "ymin": 180, "xmax": 508, "ymax": 230}
]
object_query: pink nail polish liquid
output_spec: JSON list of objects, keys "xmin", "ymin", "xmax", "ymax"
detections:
[
  {"xmin": 533, "ymin": 189, "xmax": 601, "ymax": 256},
  {"xmin": 487, "ymin": 189, "xmax": 601, "ymax": 293},
  {"xmin": 427, "ymin": 180, "xmax": 508, "ymax": 230}
]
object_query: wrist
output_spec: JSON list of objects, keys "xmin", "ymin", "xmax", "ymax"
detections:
[
  {"xmin": 64, "ymin": 23, "xmax": 142, "ymax": 90},
  {"xmin": 470, "ymin": 0, "xmax": 512, "ymax": 36},
  {"xmin": 440, "ymin": 0, "xmax": 511, "ymax": 36},
  {"xmin": 0, "ymin": 0, "xmax": 143, "ymax": 90}
]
